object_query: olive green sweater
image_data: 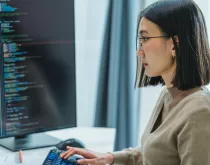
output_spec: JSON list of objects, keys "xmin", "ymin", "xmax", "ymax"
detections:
[{"xmin": 112, "ymin": 86, "xmax": 210, "ymax": 165}]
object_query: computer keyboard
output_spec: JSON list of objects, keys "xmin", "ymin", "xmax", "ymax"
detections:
[{"xmin": 42, "ymin": 148, "xmax": 82, "ymax": 165}]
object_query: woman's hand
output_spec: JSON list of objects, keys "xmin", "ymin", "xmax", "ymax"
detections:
[{"xmin": 60, "ymin": 146, "xmax": 114, "ymax": 165}]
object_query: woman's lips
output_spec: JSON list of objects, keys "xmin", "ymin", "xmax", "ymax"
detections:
[{"xmin": 143, "ymin": 63, "xmax": 148, "ymax": 67}]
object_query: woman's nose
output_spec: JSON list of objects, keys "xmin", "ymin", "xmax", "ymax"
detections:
[{"xmin": 136, "ymin": 49, "xmax": 145, "ymax": 58}]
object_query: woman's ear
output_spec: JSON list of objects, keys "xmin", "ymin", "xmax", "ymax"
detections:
[
  {"xmin": 171, "ymin": 35, "xmax": 179, "ymax": 56},
  {"xmin": 171, "ymin": 35, "xmax": 179, "ymax": 50}
]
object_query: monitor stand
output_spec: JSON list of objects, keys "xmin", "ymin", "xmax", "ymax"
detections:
[{"xmin": 0, "ymin": 133, "xmax": 62, "ymax": 151}]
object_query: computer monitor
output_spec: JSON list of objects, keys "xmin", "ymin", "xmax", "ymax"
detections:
[{"xmin": 0, "ymin": 0, "xmax": 76, "ymax": 151}]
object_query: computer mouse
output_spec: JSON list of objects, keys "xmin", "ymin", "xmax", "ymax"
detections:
[{"xmin": 55, "ymin": 138, "xmax": 85, "ymax": 150}]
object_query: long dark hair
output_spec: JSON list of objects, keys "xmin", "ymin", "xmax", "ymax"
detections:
[{"xmin": 135, "ymin": 0, "xmax": 210, "ymax": 90}]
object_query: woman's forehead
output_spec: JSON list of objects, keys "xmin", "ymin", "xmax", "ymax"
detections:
[{"xmin": 139, "ymin": 17, "xmax": 161, "ymax": 35}]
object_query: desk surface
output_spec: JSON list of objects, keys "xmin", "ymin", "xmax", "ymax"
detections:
[{"xmin": 0, "ymin": 127, "xmax": 115, "ymax": 165}]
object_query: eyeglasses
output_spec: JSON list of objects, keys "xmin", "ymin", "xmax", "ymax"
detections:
[{"xmin": 136, "ymin": 35, "xmax": 169, "ymax": 50}]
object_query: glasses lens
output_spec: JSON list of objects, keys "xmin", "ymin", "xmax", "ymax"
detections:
[
  {"xmin": 136, "ymin": 38, "xmax": 140, "ymax": 50},
  {"xmin": 137, "ymin": 38, "xmax": 143, "ymax": 50}
]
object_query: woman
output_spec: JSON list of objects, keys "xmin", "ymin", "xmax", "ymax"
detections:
[{"xmin": 60, "ymin": 0, "xmax": 210, "ymax": 164}]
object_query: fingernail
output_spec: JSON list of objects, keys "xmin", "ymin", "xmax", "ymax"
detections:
[
  {"xmin": 77, "ymin": 159, "xmax": 83, "ymax": 163},
  {"xmin": 77, "ymin": 160, "xmax": 81, "ymax": 164}
]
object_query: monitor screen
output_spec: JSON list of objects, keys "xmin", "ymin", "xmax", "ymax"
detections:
[{"xmin": 0, "ymin": 0, "xmax": 76, "ymax": 138}]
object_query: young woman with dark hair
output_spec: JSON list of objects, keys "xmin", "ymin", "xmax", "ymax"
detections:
[{"xmin": 60, "ymin": 0, "xmax": 210, "ymax": 164}]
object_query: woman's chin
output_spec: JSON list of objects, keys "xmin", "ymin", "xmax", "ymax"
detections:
[{"xmin": 145, "ymin": 72, "xmax": 160, "ymax": 77}]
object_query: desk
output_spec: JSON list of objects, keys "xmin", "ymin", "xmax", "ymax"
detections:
[{"xmin": 0, "ymin": 127, "xmax": 115, "ymax": 165}]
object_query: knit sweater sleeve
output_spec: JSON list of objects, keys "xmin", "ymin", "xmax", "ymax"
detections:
[{"xmin": 110, "ymin": 146, "xmax": 143, "ymax": 165}]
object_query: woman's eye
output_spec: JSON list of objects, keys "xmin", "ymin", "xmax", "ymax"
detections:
[
  {"xmin": 142, "ymin": 37, "xmax": 149, "ymax": 41},
  {"xmin": 140, "ymin": 37, "xmax": 149, "ymax": 42}
]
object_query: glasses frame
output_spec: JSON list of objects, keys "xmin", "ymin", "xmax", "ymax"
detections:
[{"xmin": 136, "ymin": 35, "xmax": 169, "ymax": 50}]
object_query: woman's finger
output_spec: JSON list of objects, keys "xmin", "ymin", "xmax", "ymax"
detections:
[
  {"xmin": 60, "ymin": 149, "xmax": 73, "ymax": 158},
  {"xmin": 60, "ymin": 147, "xmax": 96, "ymax": 159},
  {"xmin": 64, "ymin": 149, "xmax": 76, "ymax": 159},
  {"xmin": 66, "ymin": 146, "xmax": 71, "ymax": 149}
]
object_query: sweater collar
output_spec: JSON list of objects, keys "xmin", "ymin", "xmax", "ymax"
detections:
[
  {"xmin": 166, "ymin": 86, "xmax": 202, "ymax": 100},
  {"xmin": 165, "ymin": 86, "xmax": 202, "ymax": 112}
]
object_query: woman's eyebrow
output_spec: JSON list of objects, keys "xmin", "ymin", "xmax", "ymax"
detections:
[{"xmin": 139, "ymin": 30, "xmax": 149, "ymax": 35}]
